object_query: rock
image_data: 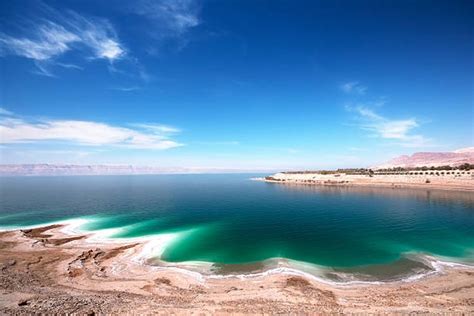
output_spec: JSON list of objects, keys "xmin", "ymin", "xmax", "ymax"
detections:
[
  {"xmin": 154, "ymin": 277, "xmax": 172, "ymax": 286},
  {"xmin": 18, "ymin": 299, "xmax": 29, "ymax": 306},
  {"xmin": 0, "ymin": 259, "xmax": 17, "ymax": 270}
]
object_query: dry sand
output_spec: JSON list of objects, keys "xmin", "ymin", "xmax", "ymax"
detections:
[{"xmin": 0, "ymin": 225, "xmax": 473, "ymax": 314}]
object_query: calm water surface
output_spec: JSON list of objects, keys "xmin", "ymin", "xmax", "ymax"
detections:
[{"xmin": 1, "ymin": 174, "xmax": 473, "ymax": 280}]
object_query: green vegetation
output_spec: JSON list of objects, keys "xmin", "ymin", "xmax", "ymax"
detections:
[
  {"xmin": 284, "ymin": 168, "xmax": 374, "ymax": 175},
  {"xmin": 282, "ymin": 164, "xmax": 473, "ymax": 175}
]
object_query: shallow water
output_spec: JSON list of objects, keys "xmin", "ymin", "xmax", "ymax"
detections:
[{"xmin": 1, "ymin": 174, "xmax": 473, "ymax": 281}]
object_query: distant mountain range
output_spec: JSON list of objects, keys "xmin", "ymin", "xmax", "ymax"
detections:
[
  {"xmin": 1, "ymin": 148, "xmax": 473, "ymax": 175},
  {"xmin": 0, "ymin": 164, "xmax": 269, "ymax": 176},
  {"xmin": 373, "ymin": 147, "xmax": 474, "ymax": 169}
]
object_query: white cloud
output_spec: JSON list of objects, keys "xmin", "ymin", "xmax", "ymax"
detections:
[
  {"xmin": 110, "ymin": 86, "xmax": 142, "ymax": 92},
  {"xmin": 0, "ymin": 22, "xmax": 79, "ymax": 61},
  {"xmin": 0, "ymin": 108, "xmax": 13, "ymax": 116},
  {"xmin": 0, "ymin": 8, "xmax": 125, "ymax": 75},
  {"xmin": 348, "ymin": 105, "xmax": 432, "ymax": 147},
  {"xmin": 134, "ymin": 0, "xmax": 200, "ymax": 38},
  {"xmin": 133, "ymin": 123, "xmax": 181, "ymax": 134},
  {"xmin": 0, "ymin": 112, "xmax": 182, "ymax": 150},
  {"xmin": 341, "ymin": 81, "xmax": 367, "ymax": 95},
  {"xmin": 65, "ymin": 11, "xmax": 125, "ymax": 61}
]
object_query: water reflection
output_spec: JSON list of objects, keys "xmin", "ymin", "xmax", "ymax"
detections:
[{"xmin": 265, "ymin": 182, "xmax": 474, "ymax": 209}]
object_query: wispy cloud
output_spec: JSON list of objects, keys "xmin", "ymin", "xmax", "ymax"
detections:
[
  {"xmin": 132, "ymin": 123, "xmax": 181, "ymax": 134},
  {"xmin": 0, "ymin": 5, "xmax": 125, "ymax": 76},
  {"xmin": 0, "ymin": 111, "xmax": 182, "ymax": 150},
  {"xmin": 0, "ymin": 107, "xmax": 13, "ymax": 116},
  {"xmin": 341, "ymin": 81, "xmax": 433, "ymax": 148},
  {"xmin": 340, "ymin": 81, "xmax": 367, "ymax": 95},
  {"xmin": 347, "ymin": 105, "xmax": 432, "ymax": 147},
  {"xmin": 110, "ymin": 86, "xmax": 142, "ymax": 92},
  {"xmin": 0, "ymin": 22, "xmax": 79, "ymax": 61},
  {"xmin": 131, "ymin": 0, "xmax": 201, "ymax": 53},
  {"xmin": 134, "ymin": 0, "xmax": 201, "ymax": 38},
  {"xmin": 68, "ymin": 12, "xmax": 125, "ymax": 61}
]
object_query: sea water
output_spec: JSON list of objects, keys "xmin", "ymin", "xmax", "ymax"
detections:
[{"xmin": 1, "ymin": 174, "xmax": 473, "ymax": 282}]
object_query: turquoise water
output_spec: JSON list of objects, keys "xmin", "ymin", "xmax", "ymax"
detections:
[{"xmin": 1, "ymin": 174, "xmax": 473, "ymax": 280}]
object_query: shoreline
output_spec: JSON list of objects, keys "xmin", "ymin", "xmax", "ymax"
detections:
[
  {"xmin": 255, "ymin": 173, "xmax": 474, "ymax": 192},
  {"xmin": 262, "ymin": 178, "xmax": 474, "ymax": 192},
  {"xmin": 2, "ymin": 219, "xmax": 473, "ymax": 285},
  {"xmin": 1, "ymin": 223, "xmax": 473, "ymax": 313}
]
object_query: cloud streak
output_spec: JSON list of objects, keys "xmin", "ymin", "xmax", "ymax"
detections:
[
  {"xmin": 132, "ymin": 123, "xmax": 181, "ymax": 134},
  {"xmin": 341, "ymin": 81, "xmax": 367, "ymax": 95},
  {"xmin": 347, "ymin": 105, "xmax": 432, "ymax": 147},
  {"xmin": 0, "ymin": 22, "xmax": 79, "ymax": 61},
  {"xmin": 0, "ymin": 111, "xmax": 182, "ymax": 150},
  {"xmin": 110, "ymin": 86, "xmax": 142, "ymax": 92},
  {"xmin": 0, "ymin": 6, "xmax": 125, "ymax": 75},
  {"xmin": 134, "ymin": 0, "xmax": 201, "ymax": 38},
  {"xmin": 0, "ymin": 108, "xmax": 13, "ymax": 116}
]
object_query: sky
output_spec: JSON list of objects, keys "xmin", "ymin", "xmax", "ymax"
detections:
[{"xmin": 0, "ymin": 0, "xmax": 473, "ymax": 170}]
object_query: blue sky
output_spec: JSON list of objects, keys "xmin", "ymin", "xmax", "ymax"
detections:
[{"xmin": 0, "ymin": 0, "xmax": 472, "ymax": 170}]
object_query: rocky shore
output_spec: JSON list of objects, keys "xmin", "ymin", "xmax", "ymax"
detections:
[{"xmin": 1, "ymin": 225, "xmax": 473, "ymax": 314}]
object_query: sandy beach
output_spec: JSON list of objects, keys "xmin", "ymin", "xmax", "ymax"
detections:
[{"xmin": 1, "ymin": 224, "xmax": 473, "ymax": 314}]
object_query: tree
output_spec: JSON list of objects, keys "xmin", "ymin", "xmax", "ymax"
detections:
[{"xmin": 458, "ymin": 163, "xmax": 473, "ymax": 171}]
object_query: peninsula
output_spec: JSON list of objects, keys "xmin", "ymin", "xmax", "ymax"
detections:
[{"xmin": 261, "ymin": 149, "xmax": 474, "ymax": 192}]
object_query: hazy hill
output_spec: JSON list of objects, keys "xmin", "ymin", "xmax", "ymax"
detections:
[{"xmin": 374, "ymin": 147, "xmax": 474, "ymax": 169}]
